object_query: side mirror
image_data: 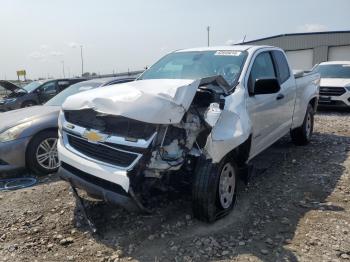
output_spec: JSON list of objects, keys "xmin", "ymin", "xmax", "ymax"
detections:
[{"xmin": 253, "ymin": 78, "xmax": 280, "ymax": 95}]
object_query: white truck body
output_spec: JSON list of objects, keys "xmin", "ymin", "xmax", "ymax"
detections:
[{"xmin": 58, "ymin": 45, "xmax": 320, "ymax": 221}]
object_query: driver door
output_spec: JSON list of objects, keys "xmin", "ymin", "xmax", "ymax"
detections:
[
  {"xmin": 38, "ymin": 81, "xmax": 57, "ymax": 103},
  {"xmin": 247, "ymin": 51, "xmax": 284, "ymax": 157}
]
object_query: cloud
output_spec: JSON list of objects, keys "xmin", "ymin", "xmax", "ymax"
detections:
[
  {"xmin": 40, "ymin": 44, "xmax": 49, "ymax": 50},
  {"xmin": 28, "ymin": 51, "xmax": 45, "ymax": 60},
  {"xmin": 68, "ymin": 42, "xmax": 79, "ymax": 48},
  {"xmin": 296, "ymin": 24, "xmax": 328, "ymax": 33},
  {"xmin": 50, "ymin": 51, "xmax": 63, "ymax": 57}
]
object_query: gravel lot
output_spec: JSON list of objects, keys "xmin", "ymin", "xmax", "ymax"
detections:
[{"xmin": 0, "ymin": 110, "xmax": 349, "ymax": 262}]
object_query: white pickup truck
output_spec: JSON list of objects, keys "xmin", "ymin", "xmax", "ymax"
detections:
[{"xmin": 58, "ymin": 45, "xmax": 320, "ymax": 222}]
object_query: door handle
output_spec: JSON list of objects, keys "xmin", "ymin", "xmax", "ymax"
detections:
[{"xmin": 276, "ymin": 93, "xmax": 285, "ymax": 100}]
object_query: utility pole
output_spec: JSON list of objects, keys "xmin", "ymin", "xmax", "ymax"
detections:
[
  {"xmin": 207, "ymin": 26, "xmax": 210, "ymax": 47},
  {"xmin": 80, "ymin": 45, "xmax": 84, "ymax": 76},
  {"xmin": 61, "ymin": 61, "xmax": 65, "ymax": 78}
]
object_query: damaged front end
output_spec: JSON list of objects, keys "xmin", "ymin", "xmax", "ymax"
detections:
[{"xmin": 58, "ymin": 76, "xmax": 230, "ymax": 211}]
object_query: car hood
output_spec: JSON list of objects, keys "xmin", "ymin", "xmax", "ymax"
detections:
[
  {"xmin": 0, "ymin": 105, "xmax": 60, "ymax": 133},
  {"xmin": 62, "ymin": 79, "xmax": 201, "ymax": 124},
  {"xmin": 0, "ymin": 80, "xmax": 25, "ymax": 93},
  {"xmin": 320, "ymin": 78, "xmax": 350, "ymax": 87}
]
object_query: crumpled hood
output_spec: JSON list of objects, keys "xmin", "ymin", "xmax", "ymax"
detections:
[
  {"xmin": 62, "ymin": 79, "xmax": 201, "ymax": 124},
  {"xmin": 0, "ymin": 105, "xmax": 60, "ymax": 133},
  {"xmin": 320, "ymin": 78, "xmax": 350, "ymax": 87}
]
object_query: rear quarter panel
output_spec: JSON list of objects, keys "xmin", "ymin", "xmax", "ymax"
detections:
[{"xmin": 292, "ymin": 72, "xmax": 320, "ymax": 129}]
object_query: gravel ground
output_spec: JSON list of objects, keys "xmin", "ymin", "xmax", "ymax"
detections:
[{"xmin": 0, "ymin": 110, "xmax": 349, "ymax": 262}]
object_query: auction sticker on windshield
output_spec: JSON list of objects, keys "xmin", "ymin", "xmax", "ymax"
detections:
[{"xmin": 215, "ymin": 50, "xmax": 241, "ymax": 56}]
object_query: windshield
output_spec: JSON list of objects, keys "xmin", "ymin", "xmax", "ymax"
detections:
[
  {"xmin": 45, "ymin": 81, "xmax": 101, "ymax": 106},
  {"xmin": 22, "ymin": 81, "xmax": 44, "ymax": 92},
  {"xmin": 139, "ymin": 50, "xmax": 247, "ymax": 86},
  {"xmin": 315, "ymin": 64, "xmax": 350, "ymax": 78}
]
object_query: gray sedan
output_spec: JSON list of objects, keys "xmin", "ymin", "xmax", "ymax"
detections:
[{"xmin": 0, "ymin": 77, "xmax": 134, "ymax": 175}]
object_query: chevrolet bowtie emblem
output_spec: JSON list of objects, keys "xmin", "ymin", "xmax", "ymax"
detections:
[{"xmin": 83, "ymin": 130, "xmax": 106, "ymax": 143}]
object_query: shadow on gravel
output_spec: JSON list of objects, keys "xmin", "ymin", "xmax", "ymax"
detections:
[{"xmin": 69, "ymin": 130, "xmax": 349, "ymax": 262}]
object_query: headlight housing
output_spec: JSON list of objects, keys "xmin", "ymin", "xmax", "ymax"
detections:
[
  {"xmin": 0, "ymin": 122, "xmax": 32, "ymax": 142},
  {"xmin": 4, "ymin": 98, "xmax": 17, "ymax": 104},
  {"xmin": 345, "ymin": 85, "xmax": 350, "ymax": 91},
  {"xmin": 58, "ymin": 110, "xmax": 64, "ymax": 137}
]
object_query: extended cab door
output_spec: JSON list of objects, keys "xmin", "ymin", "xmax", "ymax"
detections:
[
  {"xmin": 247, "ymin": 51, "xmax": 287, "ymax": 157},
  {"xmin": 271, "ymin": 50, "xmax": 296, "ymax": 135}
]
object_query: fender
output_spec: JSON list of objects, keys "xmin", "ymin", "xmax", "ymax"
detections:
[{"xmin": 204, "ymin": 86, "xmax": 252, "ymax": 163}]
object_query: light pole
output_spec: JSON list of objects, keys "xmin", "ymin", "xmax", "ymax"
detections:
[
  {"xmin": 80, "ymin": 45, "xmax": 84, "ymax": 76},
  {"xmin": 61, "ymin": 61, "xmax": 65, "ymax": 78},
  {"xmin": 207, "ymin": 26, "xmax": 210, "ymax": 47}
]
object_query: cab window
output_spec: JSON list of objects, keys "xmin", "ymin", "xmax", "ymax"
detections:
[
  {"xmin": 248, "ymin": 52, "xmax": 276, "ymax": 91},
  {"xmin": 41, "ymin": 82, "xmax": 57, "ymax": 94},
  {"xmin": 272, "ymin": 51, "xmax": 290, "ymax": 83}
]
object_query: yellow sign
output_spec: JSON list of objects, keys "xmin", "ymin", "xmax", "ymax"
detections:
[
  {"xmin": 83, "ymin": 130, "xmax": 106, "ymax": 143},
  {"xmin": 16, "ymin": 70, "xmax": 26, "ymax": 77}
]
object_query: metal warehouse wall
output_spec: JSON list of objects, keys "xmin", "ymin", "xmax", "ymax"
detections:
[{"xmin": 243, "ymin": 31, "xmax": 350, "ymax": 65}]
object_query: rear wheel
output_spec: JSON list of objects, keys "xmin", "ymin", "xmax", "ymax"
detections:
[
  {"xmin": 192, "ymin": 156, "xmax": 238, "ymax": 222},
  {"xmin": 290, "ymin": 104, "xmax": 314, "ymax": 145},
  {"xmin": 27, "ymin": 130, "xmax": 59, "ymax": 175}
]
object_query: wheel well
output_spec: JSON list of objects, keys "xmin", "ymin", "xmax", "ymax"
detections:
[
  {"xmin": 22, "ymin": 100, "xmax": 37, "ymax": 106},
  {"xmin": 25, "ymin": 128, "xmax": 58, "ymax": 164},
  {"xmin": 227, "ymin": 135, "xmax": 252, "ymax": 167},
  {"xmin": 309, "ymin": 97, "xmax": 318, "ymax": 111}
]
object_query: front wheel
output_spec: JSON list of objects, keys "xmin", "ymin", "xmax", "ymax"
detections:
[
  {"xmin": 192, "ymin": 156, "xmax": 238, "ymax": 222},
  {"xmin": 26, "ymin": 130, "xmax": 59, "ymax": 175},
  {"xmin": 290, "ymin": 104, "xmax": 314, "ymax": 145}
]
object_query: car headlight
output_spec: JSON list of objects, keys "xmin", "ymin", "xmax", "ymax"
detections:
[
  {"xmin": 58, "ymin": 110, "xmax": 64, "ymax": 136},
  {"xmin": 0, "ymin": 122, "xmax": 32, "ymax": 142},
  {"xmin": 345, "ymin": 85, "xmax": 350, "ymax": 91},
  {"xmin": 4, "ymin": 98, "xmax": 17, "ymax": 104}
]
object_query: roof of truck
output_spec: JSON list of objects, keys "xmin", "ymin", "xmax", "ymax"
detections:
[{"xmin": 176, "ymin": 45, "xmax": 258, "ymax": 52}]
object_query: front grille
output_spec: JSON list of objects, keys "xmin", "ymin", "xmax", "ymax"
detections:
[
  {"xmin": 67, "ymin": 135, "xmax": 139, "ymax": 168},
  {"xmin": 64, "ymin": 109, "xmax": 157, "ymax": 140},
  {"xmin": 320, "ymin": 86, "xmax": 346, "ymax": 97}
]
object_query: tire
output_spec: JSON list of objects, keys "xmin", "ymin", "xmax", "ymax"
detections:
[
  {"xmin": 290, "ymin": 104, "xmax": 314, "ymax": 146},
  {"xmin": 21, "ymin": 101, "xmax": 36, "ymax": 108},
  {"xmin": 26, "ymin": 130, "xmax": 59, "ymax": 175},
  {"xmin": 192, "ymin": 156, "xmax": 238, "ymax": 222}
]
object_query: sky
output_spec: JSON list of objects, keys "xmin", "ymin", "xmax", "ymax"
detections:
[{"xmin": 0, "ymin": 0, "xmax": 349, "ymax": 80}]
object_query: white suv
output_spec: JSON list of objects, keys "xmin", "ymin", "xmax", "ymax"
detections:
[{"xmin": 315, "ymin": 61, "xmax": 350, "ymax": 108}]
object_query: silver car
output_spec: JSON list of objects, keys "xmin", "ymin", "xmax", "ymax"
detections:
[{"xmin": 0, "ymin": 77, "xmax": 135, "ymax": 175}]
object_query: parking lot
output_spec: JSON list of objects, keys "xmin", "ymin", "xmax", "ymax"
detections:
[{"xmin": 0, "ymin": 110, "xmax": 349, "ymax": 262}]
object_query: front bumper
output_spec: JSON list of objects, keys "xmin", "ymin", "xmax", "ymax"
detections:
[
  {"xmin": 0, "ymin": 101, "xmax": 18, "ymax": 112},
  {"xmin": 59, "ymin": 162, "xmax": 139, "ymax": 212},
  {"xmin": 0, "ymin": 136, "xmax": 31, "ymax": 172},
  {"xmin": 57, "ymin": 138, "xmax": 131, "ymax": 192},
  {"xmin": 57, "ymin": 138, "xmax": 141, "ymax": 211},
  {"xmin": 319, "ymin": 89, "xmax": 350, "ymax": 108}
]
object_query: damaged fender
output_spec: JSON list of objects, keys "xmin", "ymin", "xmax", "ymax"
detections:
[{"xmin": 204, "ymin": 87, "xmax": 252, "ymax": 163}]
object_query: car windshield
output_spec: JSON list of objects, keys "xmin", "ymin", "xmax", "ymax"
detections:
[
  {"xmin": 45, "ymin": 81, "xmax": 101, "ymax": 106},
  {"xmin": 315, "ymin": 64, "xmax": 350, "ymax": 78},
  {"xmin": 22, "ymin": 81, "xmax": 44, "ymax": 92},
  {"xmin": 139, "ymin": 50, "xmax": 247, "ymax": 86}
]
